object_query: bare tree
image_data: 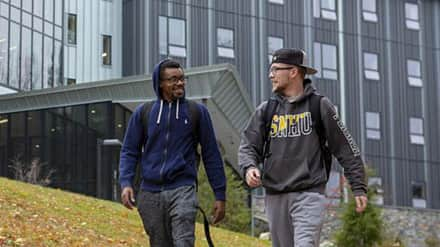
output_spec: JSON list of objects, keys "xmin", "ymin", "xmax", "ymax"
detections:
[{"xmin": 9, "ymin": 155, "xmax": 55, "ymax": 186}]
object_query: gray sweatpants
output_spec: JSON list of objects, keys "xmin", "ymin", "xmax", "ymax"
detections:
[
  {"xmin": 265, "ymin": 191, "xmax": 327, "ymax": 247},
  {"xmin": 137, "ymin": 186, "xmax": 198, "ymax": 247}
]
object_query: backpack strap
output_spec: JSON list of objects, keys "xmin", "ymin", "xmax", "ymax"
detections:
[
  {"xmin": 141, "ymin": 101, "xmax": 155, "ymax": 146},
  {"xmin": 309, "ymin": 93, "xmax": 332, "ymax": 178},
  {"xmin": 263, "ymin": 97, "xmax": 279, "ymax": 160},
  {"xmin": 187, "ymin": 100, "xmax": 200, "ymax": 145}
]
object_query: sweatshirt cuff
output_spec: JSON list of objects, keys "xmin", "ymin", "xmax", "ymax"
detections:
[
  {"xmin": 120, "ymin": 180, "xmax": 132, "ymax": 190},
  {"xmin": 353, "ymin": 190, "xmax": 367, "ymax": 197},
  {"xmin": 214, "ymin": 190, "xmax": 226, "ymax": 201}
]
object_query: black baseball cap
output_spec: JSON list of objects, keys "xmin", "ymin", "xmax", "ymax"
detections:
[{"xmin": 271, "ymin": 48, "xmax": 317, "ymax": 75}]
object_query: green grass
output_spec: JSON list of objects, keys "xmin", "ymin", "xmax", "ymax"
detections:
[{"xmin": 0, "ymin": 177, "xmax": 270, "ymax": 246}]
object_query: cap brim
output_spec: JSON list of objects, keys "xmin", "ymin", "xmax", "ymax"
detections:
[{"xmin": 304, "ymin": 67, "xmax": 317, "ymax": 75}]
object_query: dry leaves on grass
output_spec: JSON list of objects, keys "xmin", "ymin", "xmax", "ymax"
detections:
[{"xmin": 0, "ymin": 177, "xmax": 270, "ymax": 247}]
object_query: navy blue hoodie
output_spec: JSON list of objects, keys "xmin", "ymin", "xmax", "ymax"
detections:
[{"xmin": 119, "ymin": 60, "xmax": 226, "ymax": 201}]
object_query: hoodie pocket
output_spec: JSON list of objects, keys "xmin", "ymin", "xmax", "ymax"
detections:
[
  {"xmin": 141, "ymin": 152, "xmax": 163, "ymax": 184},
  {"xmin": 262, "ymin": 157, "xmax": 311, "ymax": 191},
  {"xmin": 164, "ymin": 153, "xmax": 192, "ymax": 182}
]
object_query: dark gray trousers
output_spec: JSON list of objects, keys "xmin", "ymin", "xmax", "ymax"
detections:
[
  {"xmin": 137, "ymin": 186, "xmax": 198, "ymax": 247},
  {"xmin": 265, "ymin": 191, "xmax": 326, "ymax": 247}
]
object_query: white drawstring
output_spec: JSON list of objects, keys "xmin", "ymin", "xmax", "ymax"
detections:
[
  {"xmin": 156, "ymin": 100, "xmax": 163, "ymax": 124},
  {"xmin": 176, "ymin": 99, "xmax": 180, "ymax": 119}
]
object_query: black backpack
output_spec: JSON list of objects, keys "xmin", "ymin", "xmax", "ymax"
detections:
[
  {"xmin": 139, "ymin": 99, "xmax": 215, "ymax": 247},
  {"xmin": 263, "ymin": 93, "xmax": 333, "ymax": 178}
]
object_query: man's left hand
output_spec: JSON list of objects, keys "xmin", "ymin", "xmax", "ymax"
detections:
[
  {"xmin": 355, "ymin": 195, "xmax": 368, "ymax": 213},
  {"xmin": 211, "ymin": 200, "xmax": 226, "ymax": 224}
]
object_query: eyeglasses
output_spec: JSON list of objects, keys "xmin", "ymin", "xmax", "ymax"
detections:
[
  {"xmin": 269, "ymin": 66, "xmax": 294, "ymax": 74},
  {"xmin": 162, "ymin": 76, "xmax": 188, "ymax": 85}
]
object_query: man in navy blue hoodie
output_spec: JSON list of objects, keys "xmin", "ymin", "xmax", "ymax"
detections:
[{"xmin": 119, "ymin": 59, "xmax": 226, "ymax": 247}]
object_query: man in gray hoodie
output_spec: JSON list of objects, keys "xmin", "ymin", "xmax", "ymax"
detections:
[{"xmin": 239, "ymin": 48, "xmax": 368, "ymax": 247}]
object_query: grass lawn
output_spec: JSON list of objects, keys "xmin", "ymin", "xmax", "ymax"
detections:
[{"xmin": 0, "ymin": 177, "xmax": 270, "ymax": 247}]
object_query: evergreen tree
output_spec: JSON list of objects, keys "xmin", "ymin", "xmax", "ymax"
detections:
[
  {"xmin": 196, "ymin": 163, "xmax": 251, "ymax": 233},
  {"xmin": 334, "ymin": 168, "xmax": 383, "ymax": 247}
]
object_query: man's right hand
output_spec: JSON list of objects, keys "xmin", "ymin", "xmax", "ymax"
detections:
[
  {"xmin": 121, "ymin": 187, "xmax": 135, "ymax": 210},
  {"xmin": 245, "ymin": 167, "xmax": 262, "ymax": 188}
]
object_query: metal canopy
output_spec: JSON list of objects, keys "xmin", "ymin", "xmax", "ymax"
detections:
[{"xmin": 0, "ymin": 63, "xmax": 254, "ymax": 172}]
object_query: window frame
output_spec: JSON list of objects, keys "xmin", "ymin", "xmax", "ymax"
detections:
[
  {"xmin": 158, "ymin": 16, "xmax": 187, "ymax": 58},
  {"xmin": 267, "ymin": 36, "xmax": 284, "ymax": 63},
  {"xmin": 366, "ymin": 111, "xmax": 381, "ymax": 140},
  {"xmin": 67, "ymin": 13, "xmax": 77, "ymax": 45},
  {"xmin": 268, "ymin": 0, "xmax": 284, "ymax": 5},
  {"xmin": 102, "ymin": 35, "xmax": 112, "ymax": 66},
  {"xmin": 409, "ymin": 117, "xmax": 424, "ymax": 145},
  {"xmin": 314, "ymin": 42, "xmax": 338, "ymax": 80},
  {"xmin": 362, "ymin": 0, "xmax": 378, "ymax": 23},
  {"xmin": 363, "ymin": 52, "xmax": 380, "ymax": 80},
  {"xmin": 217, "ymin": 27, "xmax": 235, "ymax": 59},
  {"xmin": 405, "ymin": 2, "xmax": 420, "ymax": 30},
  {"xmin": 313, "ymin": 0, "xmax": 337, "ymax": 21},
  {"xmin": 407, "ymin": 59, "xmax": 422, "ymax": 87},
  {"xmin": 411, "ymin": 182, "xmax": 426, "ymax": 208}
]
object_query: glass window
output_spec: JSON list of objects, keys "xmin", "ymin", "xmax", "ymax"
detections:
[
  {"xmin": 102, "ymin": 35, "xmax": 112, "ymax": 65},
  {"xmin": 10, "ymin": 112, "xmax": 25, "ymax": 138},
  {"xmin": 314, "ymin": 42, "xmax": 338, "ymax": 80},
  {"xmin": 407, "ymin": 59, "xmax": 422, "ymax": 87},
  {"xmin": 0, "ymin": 2, "xmax": 9, "ymax": 18},
  {"xmin": 368, "ymin": 177, "xmax": 384, "ymax": 205},
  {"xmin": 9, "ymin": 22, "xmax": 20, "ymax": 89},
  {"xmin": 268, "ymin": 0, "xmax": 284, "ymax": 5},
  {"xmin": 22, "ymin": 12, "xmax": 32, "ymax": 27},
  {"xmin": 67, "ymin": 78, "xmax": 76, "ymax": 85},
  {"xmin": 34, "ymin": 0, "xmax": 43, "ymax": 17},
  {"xmin": 412, "ymin": 182, "xmax": 426, "ymax": 208},
  {"xmin": 217, "ymin": 28, "xmax": 234, "ymax": 58},
  {"xmin": 54, "ymin": 41, "xmax": 62, "ymax": 86},
  {"xmin": 23, "ymin": 0, "xmax": 32, "ymax": 13},
  {"xmin": 11, "ymin": 6, "xmax": 20, "ymax": 22},
  {"xmin": 169, "ymin": 18, "xmax": 185, "ymax": 46},
  {"xmin": 158, "ymin": 16, "xmax": 187, "ymax": 58},
  {"xmin": 11, "ymin": 0, "xmax": 20, "ymax": 8},
  {"xmin": 34, "ymin": 16, "xmax": 43, "ymax": 32},
  {"xmin": 362, "ymin": 0, "xmax": 378, "ymax": 22},
  {"xmin": 114, "ymin": 105, "xmax": 125, "ymax": 140},
  {"xmin": 405, "ymin": 3, "xmax": 419, "ymax": 30},
  {"xmin": 366, "ymin": 112, "xmax": 380, "ymax": 140},
  {"xmin": 0, "ymin": 85, "xmax": 17, "ymax": 95},
  {"xmin": 313, "ymin": 0, "xmax": 337, "ymax": 20},
  {"xmin": 0, "ymin": 18, "xmax": 8, "ymax": 84},
  {"xmin": 55, "ymin": 0, "xmax": 62, "ymax": 26},
  {"xmin": 21, "ymin": 27, "xmax": 32, "ymax": 91},
  {"xmin": 268, "ymin": 36, "xmax": 283, "ymax": 62},
  {"xmin": 44, "ymin": 0, "xmax": 53, "ymax": 22},
  {"xmin": 168, "ymin": 18, "xmax": 186, "ymax": 58},
  {"xmin": 409, "ymin": 117, "xmax": 424, "ymax": 145},
  {"xmin": 43, "ymin": 36, "xmax": 53, "ymax": 88},
  {"xmin": 67, "ymin": 14, "xmax": 77, "ymax": 45},
  {"xmin": 88, "ymin": 103, "xmax": 109, "ymax": 136},
  {"xmin": 364, "ymin": 52, "xmax": 380, "ymax": 80},
  {"xmin": 159, "ymin": 16, "xmax": 167, "ymax": 55},
  {"xmin": 55, "ymin": 26, "xmax": 62, "ymax": 41},
  {"xmin": 44, "ymin": 21, "xmax": 53, "ymax": 37},
  {"xmin": 32, "ymin": 32, "xmax": 43, "ymax": 89}
]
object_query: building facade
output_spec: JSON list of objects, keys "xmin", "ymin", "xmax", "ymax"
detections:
[
  {"xmin": 122, "ymin": 0, "xmax": 440, "ymax": 209},
  {"xmin": 0, "ymin": 0, "xmax": 122, "ymax": 93}
]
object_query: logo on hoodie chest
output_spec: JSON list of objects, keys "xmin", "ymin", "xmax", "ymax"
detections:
[{"xmin": 270, "ymin": 112, "xmax": 312, "ymax": 138}]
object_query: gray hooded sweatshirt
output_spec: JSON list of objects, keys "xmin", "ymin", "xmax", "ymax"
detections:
[{"xmin": 238, "ymin": 80, "xmax": 367, "ymax": 196}]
